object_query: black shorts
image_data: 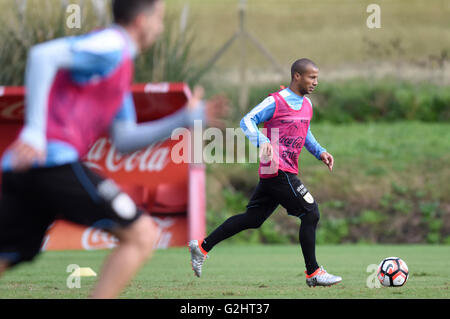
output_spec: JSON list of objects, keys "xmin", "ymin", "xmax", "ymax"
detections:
[
  {"xmin": 247, "ymin": 170, "xmax": 318, "ymax": 218},
  {"xmin": 0, "ymin": 162, "xmax": 142, "ymax": 266}
]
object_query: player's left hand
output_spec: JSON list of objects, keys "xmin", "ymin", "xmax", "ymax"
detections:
[
  {"xmin": 187, "ymin": 86, "xmax": 205, "ymax": 111},
  {"xmin": 205, "ymin": 95, "xmax": 230, "ymax": 129},
  {"xmin": 9, "ymin": 140, "xmax": 46, "ymax": 172},
  {"xmin": 320, "ymin": 151, "xmax": 334, "ymax": 172},
  {"xmin": 187, "ymin": 86, "xmax": 230, "ymax": 129}
]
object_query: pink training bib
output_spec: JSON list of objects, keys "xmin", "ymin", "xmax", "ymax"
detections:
[
  {"xmin": 46, "ymin": 30, "xmax": 134, "ymax": 158},
  {"xmin": 259, "ymin": 90, "xmax": 313, "ymax": 178}
]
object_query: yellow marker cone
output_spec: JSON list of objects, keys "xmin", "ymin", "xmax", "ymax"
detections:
[{"xmin": 72, "ymin": 267, "xmax": 97, "ymax": 277}]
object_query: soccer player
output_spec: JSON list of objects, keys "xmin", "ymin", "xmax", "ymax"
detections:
[
  {"xmin": 0, "ymin": 0, "xmax": 225, "ymax": 298},
  {"xmin": 189, "ymin": 59, "xmax": 342, "ymax": 287}
]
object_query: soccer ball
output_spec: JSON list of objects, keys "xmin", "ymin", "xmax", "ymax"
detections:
[{"xmin": 377, "ymin": 257, "xmax": 409, "ymax": 287}]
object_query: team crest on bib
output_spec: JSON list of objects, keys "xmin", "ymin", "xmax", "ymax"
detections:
[{"xmin": 303, "ymin": 192, "xmax": 314, "ymax": 204}]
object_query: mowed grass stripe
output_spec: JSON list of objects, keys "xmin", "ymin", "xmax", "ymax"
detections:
[{"xmin": 0, "ymin": 245, "xmax": 449, "ymax": 298}]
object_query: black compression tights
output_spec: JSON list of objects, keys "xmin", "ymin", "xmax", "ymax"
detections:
[
  {"xmin": 298, "ymin": 203, "xmax": 320, "ymax": 275},
  {"xmin": 201, "ymin": 204, "xmax": 320, "ymax": 275}
]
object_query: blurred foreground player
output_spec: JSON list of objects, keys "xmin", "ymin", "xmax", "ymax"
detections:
[
  {"xmin": 189, "ymin": 59, "xmax": 342, "ymax": 287},
  {"xmin": 0, "ymin": 0, "xmax": 226, "ymax": 298}
]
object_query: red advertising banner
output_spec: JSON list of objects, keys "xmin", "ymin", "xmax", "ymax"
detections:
[{"xmin": 0, "ymin": 83, "xmax": 205, "ymax": 250}]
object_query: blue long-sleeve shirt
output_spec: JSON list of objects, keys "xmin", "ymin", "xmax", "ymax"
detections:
[
  {"xmin": 1, "ymin": 25, "xmax": 204, "ymax": 171},
  {"xmin": 240, "ymin": 87, "xmax": 326, "ymax": 160}
]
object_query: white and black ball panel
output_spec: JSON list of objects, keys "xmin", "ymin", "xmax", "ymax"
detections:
[{"xmin": 377, "ymin": 257, "xmax": 409, "ymax": 287}]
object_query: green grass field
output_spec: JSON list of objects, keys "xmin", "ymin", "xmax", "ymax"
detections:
[
  {"xmin": 298, "ymin": 122, "xmax": 450, "ymax": 202},
  {"xmin": 1, "ymin": 245, "xmax": 449, "ymax": 299}
]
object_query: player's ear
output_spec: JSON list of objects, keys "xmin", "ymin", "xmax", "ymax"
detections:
[
  {"xmin": 134, "ymin": 12, "xmax": 145, "ymax": 28},
  {"xmin": 133, "ymin": 10, "xmax": 149, "ymax": 30}
]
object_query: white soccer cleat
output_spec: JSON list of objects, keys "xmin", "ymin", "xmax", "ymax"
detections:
[
  {"xmin": 188, "ymin": 240, "xmax": 208, "ymax": 277},
  {"xmin": 305, "ymin": 266, "xmax": 342, "ymax": 287}
]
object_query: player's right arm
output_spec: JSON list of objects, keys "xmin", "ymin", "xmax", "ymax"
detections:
[
  {"xmin": 239, "ymin": 96, "xmax": 275, "ymax": 147},
  {"xmin": 240, "ymin": 96, "xmax": 275, "ymax": 161}
]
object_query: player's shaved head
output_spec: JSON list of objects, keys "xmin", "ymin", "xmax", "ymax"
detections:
[
  {"xmin": 291, "ymin": 58, "xmax": 318, "ymax": 79},
  {"xmin": 113, "ymin": 0, "xmax": 161, "ymax": 25},
  {"xmin": 289, "ymin": 58, "xmax": 319, "ymax": 96}
]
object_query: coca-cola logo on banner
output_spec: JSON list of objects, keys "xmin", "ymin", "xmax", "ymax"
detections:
[
  {"xmin": 144, "ymin": 82, "xmax": 170, "ymax": 93},
  {"xmin": 0, "ymin": 100, "xmax": 24, "ymax": 120},
  {"xmin": 80, "ymin": 217, "xmax": 176, "ymax": 250},
  {"xmin": 82, "ymin": 227, "xmax": 119, "ymax": 250},
  {"xmin": 152, "ymin": 217, "xmax": 176, "ymax": 249},
  {"xmin": 84, "ymin": 138, "xmax": 171, "ymax": 173}
]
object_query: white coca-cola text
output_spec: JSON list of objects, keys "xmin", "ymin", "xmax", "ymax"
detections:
[{"xmin": 85, "ymin": 138, "xmax": 170, "ymax": 173}]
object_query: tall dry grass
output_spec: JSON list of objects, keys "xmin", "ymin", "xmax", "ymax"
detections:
[{"xmin": 0, "ymin": 0, "xmax": 205, "ymax": 86}]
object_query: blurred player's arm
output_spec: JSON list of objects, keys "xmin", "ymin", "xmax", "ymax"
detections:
[
  {"xmin": 20, "ymin": 39, "xmax": 74, "ymax": 152},
  {"xmin": 110, "ymin": 91, "xmax": 205, "ymax": 154},
  {"xmin": 10, "ymin": 39, "xmax": 77, "ymax": 170}
]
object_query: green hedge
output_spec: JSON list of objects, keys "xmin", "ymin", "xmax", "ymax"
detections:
[
  {"xmin": 313, "ymin": 79, "xmax": 450, "ymax": 123},
  {"xmin": 215, "ymin": 79, "xmax": 450, "ymax": 124},
  {"xmin": 204, "ymin": 122, "xmax": 450, "ymax": 245},
  {"xmin": 207, "ymin": 181, "xmax": 450, "ymax": 245}
]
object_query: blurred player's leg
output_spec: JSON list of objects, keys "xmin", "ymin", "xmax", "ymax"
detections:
[
  {"xmin": 90, "ymin": 215, "xmax": 158, "ymax": 299},
  {"xmin": 44, "ymin": 163, "xmax": 160, "ymax": 298},
  {"xmin": 0, "ymin": 170, "xmax": 57, "ymax": 275},
  {"xmin": 0, "ymin": 163, "xmax": 160, "ymax": 298}
]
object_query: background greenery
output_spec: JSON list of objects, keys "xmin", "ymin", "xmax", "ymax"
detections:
[
  {"xmin": 166, "ymin": 0, "xmax": 450, "ymax": 85},
  {"xmin": 205, "ymin": 122, "xmax": 450, "ymax": 245}
]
